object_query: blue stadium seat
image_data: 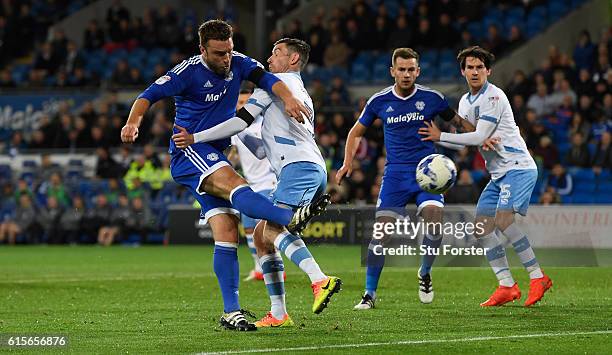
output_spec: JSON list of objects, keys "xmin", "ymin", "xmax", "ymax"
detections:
[
  {"xmin": 0, "ymin": 164, "xmax": 11, "ymax": 181},
  {"xmin": 571, "ymin": 193, "xmax": 594, "ymax": 204},
  {"xmin": 570, "ymin": 168, "xmax": 595, "ymax": 182},
  {"xmin": 560, "ymin": 195, "xmax": 573, "ymax": 204},
  {"xmin": 506, "ymin": 6, "xmax": 525, "ymax": 20},
  {"xmin": 466, "ymin": 22, "xmax": 483, "ymax": 41},
  {"xmin": 594, "ymin": 194, "xmax": 612, "ymax": 204}
]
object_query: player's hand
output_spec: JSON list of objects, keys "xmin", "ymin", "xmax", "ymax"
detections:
[
  {"xmin": 121, "ymin": 124, "xmax": 139, "ymax": 143},
  {"xmin": 482, "ymin": 137, "xmax": 501, "ymax": 151},
  {"xmin": 172, "ymin": 125, "xmax": 194, "ymax": 149},
  {"xmin": 283, "ymin": 96, "xmax": 309, "ymax": 123},
  {"xmin": 418, "ymin": 121, "xmax": 441, "ymax": 142},
  {"xmin": 336, "ymin": 164, "xmax": 352, "ymax": 185}
]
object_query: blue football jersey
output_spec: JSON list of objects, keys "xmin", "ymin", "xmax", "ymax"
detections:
[
  {"xmin": 359, "ymin": 84, "xmax": 450, "ymax": 165},
  {"xmin": 138, "ymin": 52, "xmax": 266, "ymax": 154}
]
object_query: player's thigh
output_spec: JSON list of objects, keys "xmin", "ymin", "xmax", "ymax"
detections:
[
  {"xmin": 172, "ymin": 167, "xmax": 240, "ymax": 227},
  {"xmin": 495, "ymin": 169, "xmax": 538, "ymax": 223},
  {"xmin": 475, "ymin": 214, "xmax": 496, "ymax": 236},
  {"xmin": 416, "ymin": 190, "xmax": 444, "ymax": 221},
  {"xmin": 476, "ymin": 179, "xmax": 501, "ymax": 219},
  {"xmin": 272, "ymin": 162, "xmax": 327, "ymax": 208},
  {"xmin": 208, "ymin": 213, "xmax": 240, "ymax": 244},
  {"xmin": 171, "ymin": 143, "xmax": 246, "ymax": 201}
]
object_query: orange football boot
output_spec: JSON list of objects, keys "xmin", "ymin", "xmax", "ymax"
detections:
[
  {"xmin": 524, "ymin": 274, "xmax": 553, "ymax": 307},
  {"xmin": 480, "ymin": 283, "xmax": 522, "ymax": 306}
]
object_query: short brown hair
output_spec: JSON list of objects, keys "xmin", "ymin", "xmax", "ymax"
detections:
[
  {"xmin": 198, "ymin": 20, "xmax": 232, "ymax": 47},
  {"xmin": 457, "ymin": 46, "xmax": 495, "ymax": 69},
  {"xmin": 392, "ymin": 48, "xmax": 419, "ymax": 65},
  {"xmin": 274, "ymin": 38, "xmax": 311, "ymax": 70}
]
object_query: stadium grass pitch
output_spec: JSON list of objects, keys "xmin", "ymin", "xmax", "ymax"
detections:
[{"xmin": 1, "ymin": 245, "xmax": 610, "ymax": 354}]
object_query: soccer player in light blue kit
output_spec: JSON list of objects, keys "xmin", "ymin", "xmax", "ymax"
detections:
[
  {"xmin": 337, "ymin": 48, "xmax": 477, "ymax": 309},
  {"xmin": 120, "ymin": 20, "xmax": 328, "ymax": 331},
  {"xmin": 419, "ymin": 46, "xmax": 552, "ymax": 307},
  {"xmin": 173, "ymin": 38, "xmax": 341, "ymax": 327}
]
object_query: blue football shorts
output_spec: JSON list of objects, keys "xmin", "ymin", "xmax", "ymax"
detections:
[
  {"xmin": 476, "ymin": 169, "xmax": 538, "ymax": 217},
  {"xmin": 171, "ymin": 143, "xmax": 239, "ymax": 225},
  {"xmin": 376, "ymin": 164, "xmax": 444, "ymax": 219}
]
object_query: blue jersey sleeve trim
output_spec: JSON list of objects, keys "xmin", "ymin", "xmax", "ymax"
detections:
[
  {"xmin": 274, "ymin": 135, "xmax": 297, "ymax": 146},
  {"xmin": 503, "ymin": 145, "xmax": 525, "ymax": 154},
  {"xmin": 247, "ymin": 98, "xmax": 266, "ymax": 109},
  {"xmin": 479, "ymin": 115, "xmax": 498, "ymax": 124}
]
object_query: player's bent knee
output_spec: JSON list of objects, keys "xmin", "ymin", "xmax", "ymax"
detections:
[
  {"xmin": 495, "ymin": 210, "xmax": 515, "ymax": 231},
  {"xmin": 421, "ymin": 205, "xmax": 443, "ymax": 223},
  {"xmin": 209, "ymin": 213, "xmax": 240, "ymax": 244},
  {"xmin": 475, "ymin": 214, "xmax": 496, "ymax": 237}
]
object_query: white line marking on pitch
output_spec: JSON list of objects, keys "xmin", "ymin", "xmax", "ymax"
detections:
[{"xmin": 197, "ymin": 330, "xmax": 612, "ymax": 355}]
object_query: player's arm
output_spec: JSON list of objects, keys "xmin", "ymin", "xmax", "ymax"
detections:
[
  {"xmin": 172, "ymin": 89, "xmax": 270, "ymax": 148},
  {"xmin": 438, "ymin": 107, "xmax": 476, "ymax": 132},
  {"xmin": 247, "ymin": 66, "xmax": 309, "ymax": 123},
  {"xmin": 122, "ymin": 70, "xmax": 189, "ymax": 143},
  {"xmin": 336, "ymin": 121, "xmax": 368, "ymax": 184},
  {"xmin": 435, "ymin": 141, "xmax": 465, "ymax": 150},
  {"xmin": 121, "ymin": 98, "xmax": 150, "ymax": 143},
  {"xmin": 172, "ymin": 108, "xmax": 255, "ymax": 148},
  {"xmin": 419, "ymin": 118, "xmax": 497, "ymax": 146}
]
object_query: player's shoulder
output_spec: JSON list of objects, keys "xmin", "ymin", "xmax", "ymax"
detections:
[
  {"xmin": 366, "ymin": 85, "xmax": 394, "ymax": 105},
  {"xmin": 232, "ymin": 51, "xmax": 264, "ymax": 68},
  {"xmin": 415, "ymin": 84, "xmax": 445, "ymax": 100},
  {"xmin": 169, "ymin": 55, "xmax": 202, "ymax": 76}
]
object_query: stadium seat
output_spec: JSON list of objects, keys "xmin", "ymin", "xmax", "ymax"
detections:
[
  {"xmin": 570, "ymin": 168, "xmax": 595, "ymax": 182},
  {"xmin": 0, "ymin": 164, "xmax": 11, "ymax": 181},
  {"xmin": 571, "ymin": 193, "xmax": 594, "ymax": 204}
]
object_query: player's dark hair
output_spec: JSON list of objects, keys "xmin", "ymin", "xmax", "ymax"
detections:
[
  {"xmin": 274, "ymin": 38, "xmax": 310, "ymax": 70},
  {"xmin": 457, "ymin": 46, "xmax": 496, "ymax": 70},
  {"xmin": 392, "ymin": 48, "xmax": 419, "ymax": 66},
  {"xmin": 198, "ymin": 20, "xmax": 233, "ymax": 47}
]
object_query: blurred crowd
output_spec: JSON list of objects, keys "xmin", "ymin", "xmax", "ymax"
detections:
[{"xmin": 0, "ymin": 146, "xmax": 192, "ymax": 245}]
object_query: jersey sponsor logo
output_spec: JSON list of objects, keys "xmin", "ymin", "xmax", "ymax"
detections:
[
  {"xmin": 205, "ymin": 88, "xmax": 227, "ymax": 102},
  {"xmin": 155, "ymin": 75, "xmax": 171, "ymax": 85},
  {"xmin": 207, "ymin": 153, "xmax": 219, "ymax": 161},
  {"xmin": 204, "ymin": 80, "xmax": 213, "ymax": 88},
  {"xmin": 386, "ymin": 112, "xmax": 425, "ymax": 124},
  {"xmin": 385, "ymin": 106, "xmax": 394, "ymax": 113},
  {"xmin": 415, "ymin": 101, "xmax": 425, "ymax": 111}
]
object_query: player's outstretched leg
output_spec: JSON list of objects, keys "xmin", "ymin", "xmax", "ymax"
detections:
[
  {"xmin": 230, "ymin": 185, "xmax": 330, "ymax": 234},
  {"xmin": 478, "ymin": 229, "xmax": 521, "ymax": 307},
  {"xmin": 499, "ymin": 223, "xmax": 552, "ymax": 306},
  {"xmin": 272, "ymin": 228, "xmax": 341, "ymax": 314}
]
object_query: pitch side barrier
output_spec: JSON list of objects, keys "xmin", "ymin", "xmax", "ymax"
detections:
[{"xmin": 168, "ymin": 204, "xmax": 612, "ymax": 266}]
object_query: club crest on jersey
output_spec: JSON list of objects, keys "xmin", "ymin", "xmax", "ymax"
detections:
[
  {"xmin": 415, "ymin": 101, "xmax": 425, "ymax": 111},
  {"xmin": 488, "ymin": 96, "xmax": 499, "ymax": 107},
  {"xmin": 155, "ymin": 75, "xmax": 171, "ymax": 85},
  {"xmin": 224, "ymin": 71, "xmax": 234, "ymax": 82},
  {"xmin": 207, "ymin": 153, "xmax": 219, "ymax": 161}
]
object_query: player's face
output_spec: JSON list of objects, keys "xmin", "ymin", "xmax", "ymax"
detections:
[
  {"xmin": 201, "ymin": 38, "xmax": 234, "ymax": 77},
  {"xmin": 267, "ymin": 43, "xmax": 294, "ymax": 73},
  {"xmin": 391, "ymin": 57, "xmax": 420, "ymax": 92},
  {"xmin": 462, "ymin": 56, "xmax": 490, "ymax": 91}
]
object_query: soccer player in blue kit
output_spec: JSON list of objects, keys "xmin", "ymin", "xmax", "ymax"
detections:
[
  {"xmin": 120, "ymin": 20, "xmax": 328, "ymax": 331},
  {"xmin": 337, "ymin": 48, "xmax": 479, "ymax": 309}
]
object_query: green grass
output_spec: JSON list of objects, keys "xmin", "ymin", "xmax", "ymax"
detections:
[{"xmin": 0, "ymin": 245, "xmax": 611, "ymax": 354}]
